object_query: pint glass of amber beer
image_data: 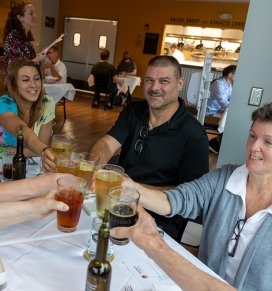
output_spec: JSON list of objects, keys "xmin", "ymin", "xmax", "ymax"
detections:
[
  {"xmin": 94, "ymin": 164, "xmax": 124, "ymax": 218},
  {"xmin": 56, "ymin": 175, "xmax": 87, "ymax": 232},
  {"xmin": 51, "ymin": 134, "xmax": 75, "ymax": 161}
]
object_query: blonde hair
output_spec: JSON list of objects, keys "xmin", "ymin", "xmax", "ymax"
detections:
[{"xmin": 6, "ymin": 58, "xmax": 45, "ymax": 128}]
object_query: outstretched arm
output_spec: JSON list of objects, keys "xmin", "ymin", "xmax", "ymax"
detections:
[
  {"xmin": 111, "ymin": 206, "xmax": 236, "ymax": 291},
  {"xmin": 90, "ymin": 134, "xmax": 121, "ymax": 164}
]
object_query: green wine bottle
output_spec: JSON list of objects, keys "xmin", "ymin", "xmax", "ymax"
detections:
[
  {"xmin": 85, "ymin": 210, "xmax": 112, "ymax": 291},
  {"xmin": 12, "ymin": 125, "xmax": 26, "ymax": 180}
]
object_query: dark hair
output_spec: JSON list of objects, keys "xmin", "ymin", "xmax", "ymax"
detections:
[
  {"xmin": 170, "ymin": 43, "xmax": 177, "ymax": 49},
  {"xmin": 147, "ymin": 55, "xmax": 182, "ymax": 80},
  {"xmin": 222, "ymin": 65, "xmax": 236, "ymax": 77},
  {"xmin": 7, "ymin": 58, "xmax": 44, "ymax": 128},
  {"xmin": 251, "ymin": 103, "xmax": 272, "ymax": 123},
  {"xmin": 3, "ymin": 1, "xmax": 34, "ymax": 42},
  {"xmin": 100, "ymin": 49, "xmax": 110, "ymax": 61}
]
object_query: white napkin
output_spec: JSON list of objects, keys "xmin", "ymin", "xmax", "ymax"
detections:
[{"xmin": 0, "ymin": 258, "xmax": 7, "ymax": 287}]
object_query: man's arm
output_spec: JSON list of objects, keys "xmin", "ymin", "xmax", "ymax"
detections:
[
  {"xmin": 0, "ymin": 193, "xmax": 68, "ymax": 228},
  {"xmin": 0, "ymin": 173, "xmax": 68, "ymax": 202},
  {"xmin": 90, "ymin": 134, "xmax": 121, "ymax": 164},
  {"xmin": 111, "ymin": 206, "xmax": 236, "ymax": 291}
]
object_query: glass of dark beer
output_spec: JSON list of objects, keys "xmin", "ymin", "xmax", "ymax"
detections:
[{"xmin": 109, "ymin": 186, "xmax": 140, "ymax": 245}]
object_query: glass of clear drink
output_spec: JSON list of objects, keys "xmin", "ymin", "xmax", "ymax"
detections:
[
  {"xmin": 51, "ymin": 134, "xmax": 75, "ymax": 161},
  {"xmin": 94, "ymin": 164, "xmax": 124, "ymax": 218},
  {"xmin": 77, "ymin": 153, "xmax": 100, "ymax": 199},
  {"xmin": 109, "ymin": 186, "xmax": 139, "ymax": 245}
]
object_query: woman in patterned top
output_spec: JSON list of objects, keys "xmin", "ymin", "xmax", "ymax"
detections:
[
  {"xmin": 0, "ymin": 58, "xmax": 55, "ymax": 157},
  {"xmin": 3, "ymin": 1, "xmax": 45, "ymax": 78}
]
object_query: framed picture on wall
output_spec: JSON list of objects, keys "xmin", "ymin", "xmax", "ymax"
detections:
[
  {"xmin": 45, "ymin": 16, "xmax": 55, "ymax": 28},
  {"xmin": 143, "ymin": 33, "xmax": 159, "ymax": 54}
]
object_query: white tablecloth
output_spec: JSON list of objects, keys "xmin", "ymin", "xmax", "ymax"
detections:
[
  {"xmin": 0, "ymin": 201, "xmax": 225, "ymax": 291},
  {"xmin": 44, "ymin": 83, "xmax": 76, "ymax": 103},
  {"xmin": 116, "ymin": 76, "xmax": 141, "ymax": 95}
]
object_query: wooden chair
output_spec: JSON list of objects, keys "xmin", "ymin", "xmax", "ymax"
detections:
[{"xmin": 56, "ymin": 97, "xmax": 66, "ymax": 119}]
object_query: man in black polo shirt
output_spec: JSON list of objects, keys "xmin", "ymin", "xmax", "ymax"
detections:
[{"xmin": 90, "ymin": 55, "xmax": 209, "ymax": 241}]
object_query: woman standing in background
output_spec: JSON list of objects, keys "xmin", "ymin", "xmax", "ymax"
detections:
[{"xmin": 3, "ymin": 1, "xmax": 44, "ymax": 78}]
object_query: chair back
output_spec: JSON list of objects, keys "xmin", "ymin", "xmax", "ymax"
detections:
[
  {"xmin": 186, "ymin": 72, "xmax": 202, "ymax": 106},
  {"xmin": 93, "ymin": 73, "xmax": 113, "ymax": 93}
]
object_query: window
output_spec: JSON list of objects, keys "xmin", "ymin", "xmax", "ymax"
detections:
[
  {"xmin": 99, "ymin": 36, "xmax": 107, "ymax": 49},
  {"xmin": 73, "ymin": 33, "xmax": 81, "ymax": 47}
]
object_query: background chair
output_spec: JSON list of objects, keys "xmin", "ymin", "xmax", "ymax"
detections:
[{"xmin": 92, "ymin": 73, "xmax": 114, "ymax": 109}]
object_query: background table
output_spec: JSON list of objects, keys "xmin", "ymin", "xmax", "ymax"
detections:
[
  {"xmin": 44, "ymin": 83, "xmax": 76, "ymax": 104},
  {"xmin": 0, "ymin": 201, "xmax": 225, "ymax": 291},
  {"xmin": 116, "ymin": 76, "xmax": 141, "ymax": 95}
]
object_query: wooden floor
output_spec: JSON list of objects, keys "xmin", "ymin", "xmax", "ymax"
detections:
[{"xmin": 54, "ymin": 92, "xmax": 218, "ymax": 169}]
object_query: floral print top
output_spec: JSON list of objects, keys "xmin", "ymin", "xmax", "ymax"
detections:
[
  {"xmin": 3, "ymin": 29, "xmax": 36, "ymax": 76},
  {"xmin": 0, "ymin": 94, "xmax": 55, "ymax": 146}
]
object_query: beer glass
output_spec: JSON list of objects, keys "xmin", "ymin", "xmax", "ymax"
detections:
[
  {"xmin": 77, "ymin": 153, "xmax": 100, "ymax": 199},
  {"xmin": 56, "ymin": 175, "xmax": 87, "ymax": 232},
  {"xmin": 94, "ymin": 164, "xmax": 124, "ymax": 218},
  {"xmin": 56, "ymin": 154, "xmax": 79, "ymax": 176},
  {"xmin": 109, "ymin": 186, "xmax": 139, "ymax": 245},
  {"xmin": 51, "ymin": 134, "xmax": 75, "ymax": 161}
]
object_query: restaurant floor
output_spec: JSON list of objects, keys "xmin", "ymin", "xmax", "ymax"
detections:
[{"xmin": 54, "ymin": 92, "xmax": 219, "ymax": 256}]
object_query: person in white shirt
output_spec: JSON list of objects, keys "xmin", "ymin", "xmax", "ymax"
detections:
[
  {"xmin": 170, "ymin": 43, "xmax": 185, "ymax": 64},
  {"xmin": 44, "ymin": 46, "xmax": 67, "ymax": 83}
]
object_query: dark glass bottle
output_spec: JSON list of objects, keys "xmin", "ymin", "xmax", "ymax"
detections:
[
  {"xmin": 12, "ymin": 126, "xmax": 26, "ymax": 180},
  {"xmin": 85, "ymin": 210, "xmax": 112, "ymax": 291}
]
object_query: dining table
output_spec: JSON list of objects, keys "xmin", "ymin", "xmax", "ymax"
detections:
[
  {"xmin": 116, "ymin": 76, "xmax": 141, "ymax": 96},
  {"xmin": 43, "ymin": 82, "xmax": 77, "ymax": 104},
  {"xmin": 0, "ymin": 201, "xmax": 226, "ymax": 290}
]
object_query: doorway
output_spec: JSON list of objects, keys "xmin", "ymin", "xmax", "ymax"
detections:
[{"xmin": 62, "ymin": 17, "xmax": 118, "ymax": 90}]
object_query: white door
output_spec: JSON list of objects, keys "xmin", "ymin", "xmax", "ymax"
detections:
[{"xmin": 62, "ymin": 17, "xmax": 118, "ymax": 90}]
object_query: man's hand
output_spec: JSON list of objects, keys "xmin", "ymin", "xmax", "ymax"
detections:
[{"xmin": 29, "ymin": 190, "xmax": 69, "ymax": 220}]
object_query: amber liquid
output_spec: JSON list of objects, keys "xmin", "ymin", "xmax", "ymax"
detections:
[
  {"xmin": 56, "ymin": 188, "xmax": 84, "ymax": 232},
  {"xmin": 77, "ymin": 162, "xmax": 95, "ymax": 196},
  {"xmin": 95, "ymin": 170, "xmax": 123, "ymax": 218},
  {"xmin": 51, "ymin": 142, "xmax": 74, "ymax": 161},
  {"xmin": 57, "ymin": 160, "xmax": 79, "ymax": 176}
]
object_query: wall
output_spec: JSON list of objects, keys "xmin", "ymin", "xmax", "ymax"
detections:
[
  {"xmin": 57, "ymin": 0, "xmax": 248, "ymax": 97},
  {"xmin": 218, "ymin": 0, "xmax": 272, "ymax": 166},
  {"xmin": 0, "ymin": 0, "xmax": 248, "ymax": 97}
]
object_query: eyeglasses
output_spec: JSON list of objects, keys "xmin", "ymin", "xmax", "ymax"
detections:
[
  {"xmin": 228, "ymin": 218, "xmax": 246, "ymax": 257},
  {"xmin": 134, "ymin": 126, "xmax": 149, "ymax": 154}
]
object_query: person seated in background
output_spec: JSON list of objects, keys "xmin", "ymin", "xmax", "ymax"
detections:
[
  {"xmin": 0, "ymin": 58, "xmax": 55, "ymax": 158},
  {"xmin": 117, "ymin": 51, "xmax": 137, "ymax": 76},
  {"xmin": 90, "ymin": 55, "xmax": 209, "ymax": 241},
  {"xmin": 88, "ymin": 49, "xmax": 118, "ymax": 109},
  {"xmin": 170, "ymin": 43, "xmax": 185, "ymax": 64},
  {"xmin": 0, "ymin": 173, "xmax": 69, "ymax": 228},
  {"xmin": 206, "ymin": 65, "xmax": 236, "ymax": 116},
  {"xmin": 43, "ymin": 45, "xmax": 67, "ymax": 83},
  {"xmin": 118, "ymin": 102, "xmax": 272, "ymax": 291},
  {"xmin": 206, "ymin": 65, "xmax": 237, "ymax": 154}
]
